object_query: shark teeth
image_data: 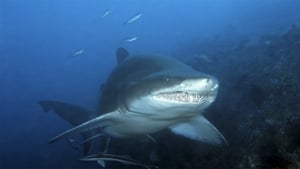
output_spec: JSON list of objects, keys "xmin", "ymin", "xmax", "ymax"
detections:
[{"xmin": 153, "ymin": 91, "xmax": 209, "ymax": 104}]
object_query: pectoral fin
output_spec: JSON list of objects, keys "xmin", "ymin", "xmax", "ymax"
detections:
[
  {"xmin": 49, "ymin": 112, "xmax": 115, "ymax": 144},
  {"xmin": 169, "ymin": 115, "xmax": 227, "ymax": 145},
  {"xmin": 38, "ymin": 100, "xmax": 96, "ymax": 154}
]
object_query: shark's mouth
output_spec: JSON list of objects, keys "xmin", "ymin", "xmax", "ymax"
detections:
[{"xmin": 153, "ymin": 91, "xmax": 211, "ymax": 104}]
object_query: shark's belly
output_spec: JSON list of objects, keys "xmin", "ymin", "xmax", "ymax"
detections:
[{"xmin": 103, "ymin": 111, "xmax": 179, "ymax": 138}]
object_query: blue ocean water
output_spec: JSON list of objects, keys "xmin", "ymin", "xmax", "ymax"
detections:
[{"xmin": 1, "ymin": 0, "xmax": 300, "ymax": 168}]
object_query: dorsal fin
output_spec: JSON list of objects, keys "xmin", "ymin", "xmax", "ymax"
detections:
[{"xmin": 116, "ymin": 47, "xmax": 129, "ymax": 64}]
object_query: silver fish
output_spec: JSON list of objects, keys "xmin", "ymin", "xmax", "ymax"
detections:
[
  {"xmin": 72, "ymin": 49, "xmax": 84, "ymax": 56},
  {"xmin": 101, "ymin": 9, "xmax": 110, "ymax": 18},
  {"xmin": 125, "ymin": 12, "xmax": 142, "ymax": 24},
  {"xmin": 125, "ymin": 37, "xmax": 138, "ymax": 42}
]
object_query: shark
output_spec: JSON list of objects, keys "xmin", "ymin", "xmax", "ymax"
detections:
[{"xmin": 39, "ymin": 47, "xmax": 226, "ymax": 167}]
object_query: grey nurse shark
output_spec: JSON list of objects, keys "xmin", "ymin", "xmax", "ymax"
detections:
[{"xmin": 39, "ymin": 48, "xmax": 226, "ymax": 166}]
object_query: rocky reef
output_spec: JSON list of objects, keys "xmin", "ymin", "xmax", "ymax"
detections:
[{"xmin": 157, "ymin": 24, "xmax": 300, "ymax": 169}]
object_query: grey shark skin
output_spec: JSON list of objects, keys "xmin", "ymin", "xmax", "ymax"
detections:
[{"xmin": 49, "ymin": 52, "xmax": 226, "ymax": 145}]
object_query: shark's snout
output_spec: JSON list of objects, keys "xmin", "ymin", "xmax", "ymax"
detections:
[
  {"xmin": 180, "ymin": 75, "xmax": 218, "ymax": 94},
  {"xmin": 203, "ymin": 77, "xmax": 219, "ymax": 95}
]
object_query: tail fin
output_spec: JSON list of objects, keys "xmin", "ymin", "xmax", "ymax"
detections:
[
  {"xmin": 38, "ymin": 100, "xmax": 94, "ymax": 126},
  {"xmin": 38, "ymin": 100, "xmax": 53, "ymax": 112}
]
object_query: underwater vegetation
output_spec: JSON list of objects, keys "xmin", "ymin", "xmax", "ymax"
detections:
[{"xmin": 161, "ymin": 24, "xmax": 300, "ymax": 169}]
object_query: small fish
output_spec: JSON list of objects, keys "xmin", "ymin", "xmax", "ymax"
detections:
[
  {"xmin": 101, "ymin": 9, "xmax": 110, "ymax": 18},
  {"xmin": 72, "ymin": 49, "xmax": 84, "ymax": 56},
  {"xmin": 80, "ymin": 153, "xmax": 158, "ymax": 169},
  {"xmin": 125, "ymin": 12, "xmax": 142, "ymax": 24},
  {"xmin": 125, "ymin": 37, "xmax": 138, "ymax": 42}
]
